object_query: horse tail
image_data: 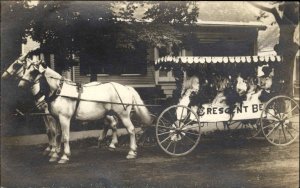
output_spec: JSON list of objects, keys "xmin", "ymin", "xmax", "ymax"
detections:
[{"xmin": 127, "ymin": 87, "xmax": 152, "ymax": 126}]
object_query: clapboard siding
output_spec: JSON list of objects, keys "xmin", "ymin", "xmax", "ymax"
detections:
[
  {"xmin": 73, "ymin": 64, "xmax": 156, "ymax": 87},
  {"xmin": 72, "ymin": 48, "xmax": 156, "ymax": 88}
]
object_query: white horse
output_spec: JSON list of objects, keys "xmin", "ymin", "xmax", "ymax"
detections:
[
  {"xmin": 18, "ymin": 60, "xmax": 151, "ymax": 163},
  {"xmin": 2, "ymin": 53, "xmax": 125, "ymax": 156},
  {"xmin": 2, "ymin": 55, "xmax": 61, "ymax": 162}
]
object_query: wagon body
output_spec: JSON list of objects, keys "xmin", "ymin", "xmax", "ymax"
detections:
[{"xmin": 154, "ymin": 55, "xmax": 299, "ymax": 156}]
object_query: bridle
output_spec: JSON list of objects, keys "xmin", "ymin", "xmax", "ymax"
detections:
[
  {"xmin": 19, "ymin": 61, "xmax": 45, "ymax": 87},
  {"xmin": 4, "ymin": 60, "xmax": 25, "ymax": 77}
]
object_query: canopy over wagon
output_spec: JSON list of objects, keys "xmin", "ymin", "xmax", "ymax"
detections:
[{"xmin": 154, "ymin": 55, "xmax": 299, "ymax": 156}]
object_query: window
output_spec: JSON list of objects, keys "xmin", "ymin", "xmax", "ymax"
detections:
[{"xmin": 80, "ymin": 44, "xmax": 148, "ymax": 75}]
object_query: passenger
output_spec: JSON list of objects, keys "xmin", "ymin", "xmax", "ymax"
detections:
[
  {"xmin": 176, "ymin": 76, "xmax": 200, "ymax": 120},
  {"xmin": 257, "ymin": 64, "xmax": 274, "ymax": 102}
]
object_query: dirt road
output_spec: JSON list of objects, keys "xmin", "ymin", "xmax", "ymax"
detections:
[{"xmin": 1, "ymin": 136, "xmax": 299, "ymax": 188}]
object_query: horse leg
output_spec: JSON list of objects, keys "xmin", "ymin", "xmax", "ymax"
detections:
[
  {"xmin": 57, "ymin": 115, "xmax": 71, "ymax": 164},
  {"xmin": 42, "ymin": 116, "xmax": 53, "ymax": 156},
  {"xmin": 107, "ymin": 115, "xmax": 118, "ymax": 150},
  {"xmin": 98, "ymin": 121, "xmax": 109, "ymax": 148},
  {"xmin": 46, "ymin": 115, "xmax": 59, "ymax": 157},
  {"xmin": 120, "ymin": 115, "xmax": 137, "ymax": 159},
  {"xmin": 49, "ymin": 116, "xmax": 61, "ymax": 162}
]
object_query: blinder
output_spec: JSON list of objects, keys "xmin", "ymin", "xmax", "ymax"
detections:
[{"xmin": 20, "ymin": 61, "xmax": 45, "ymax": 86}]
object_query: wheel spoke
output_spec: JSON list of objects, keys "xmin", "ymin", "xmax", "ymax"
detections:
[
  {"xmin": 179, "ymin": 106, "xmax": 185, "ymax": 126},
  {"xmin": 262, "ymin": 120, "xmax": 278, "ymax": 129},
  {"xmin": 266, "ymin": 123, "xmax": 280, "ymax": 137},
  {"xmin": 157, "ymin": 131, "xmax": 171, "ymax": 136},
  {"xmin": 250, "ymin": 123, "xmax": 256, "ymax": 130},
  {"xmin": 182, "ymin": 130, "xmax": 200, "ymax": 136},
  {"xmin": 266, "ymin": 110, "xmax": 280, "ymax": 120},
  {"xmin": 165, "ymin": 140, "xmax": 173, "ymax": 151},
  {"xmin": 272, "ymin": 102, "xmax": 281, "ymax": 117},
  {"xmin": 173, "ymin": 142, "xmax": 177, "ymax": 154},
  {"xmin": 182, "ymin": 123, "xmax": 200, "ymax": 131},
  {"xmin": 278, "ymin": 129, "xmax": 281, "ymax": 144},
  {"xmin": 286, "ymin": 105, "xmax": 298, "ymax": 115},
  {"xmin": 182, "ymin": 119, "xmax": 195, "ymax": 128},
  {"xmin": 183, "ymin": 134, "xmax": 197, "ymax": 145},
  {"xmin": 160, "ymin": 116, "xmax": 172, "ymax": 125},
  {"xmin": 160, "ymin": 133, "xmax": 175, "ymax": 144},
  {"xmin": 234, "ymin": 122, "xmax": 242, "ymax": 129},
  {"xmin": 181, "ymin": 111, "xmax": 192, "ymax": 126},
  {"xmin": 157, "ymin": 125, "xmax": 174, "ymax": 130},
  {"xmin": 228, "ymin": 121, "xmax": 236, "ymax": 126},
  {"xmin": 285, "ymin": 127, "xmax": 295, "ymax": 139},
  {"xmin": 281, "ymin": 125, "xmax": 288, "ymax": 142},
  {"xmin": 167, "ymin": 111, "xmax": 177, "ymax": 122}
]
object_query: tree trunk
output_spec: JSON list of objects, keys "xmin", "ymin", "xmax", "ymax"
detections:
[{"xmin": 274, "ymin": 24, "xmax": 298, "ymax": 96}]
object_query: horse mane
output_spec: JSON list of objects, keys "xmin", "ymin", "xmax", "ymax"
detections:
[{"xmin": 45, "ymin": 67, "xmax": 63, "ymax": 80}]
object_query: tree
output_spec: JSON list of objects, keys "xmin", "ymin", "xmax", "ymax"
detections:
[
  {"xmin": 10, "ymin": 1, "xmax": 197, "ymax": 81},
  {"xmin": 249, "ymin": 1, "xmax": 299, "ymax": 95},
  {"xmin": 1, "ymin": 1, "xmax": 34, "ymax": 68}
]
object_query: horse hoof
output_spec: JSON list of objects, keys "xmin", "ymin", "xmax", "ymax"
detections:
[
  {"xmin": 126, "ymin": 154, "xmax": 137, "ymax": 159},
  {"xmin": 48, "ymin": 151, "xmax": 55, "ymax": 157},
  {"xmin": 58, "ymin": 159, "xmax": 69, "ymax": 164},
  {"xmin": 49, "ymin": 156, "xmax": 58, "ymax": 162},
  {"xmin": 108, "ymin": 143, "xmax": 117, "ymax": 151},
  {"xmin": 126, "ymin": 151, "xmax": 137, "ymax": 159},
  {"xmin": 108, "ymin": 147, "xmax": 116, "ymax": 152},
  {"xmin": 49, "ymin": 153, "xmax": 59, "ymax": 162}
]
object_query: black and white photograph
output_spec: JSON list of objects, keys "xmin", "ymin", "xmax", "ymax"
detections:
[{"xmin": 1, "ymin": 1, "xmax": 299, "ymax": 187}]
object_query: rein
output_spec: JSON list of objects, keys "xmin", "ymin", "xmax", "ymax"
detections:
[
  {"xmin": 110, "ymin": 83, "xmax": 128, "ymax": 110},
  {"xmin": 58, "ymin": 95, "xmax": 162, "ymax": 107},
  {"xmin": 23, "ymin": 71, "xmax": 162, "ymax": 108}
]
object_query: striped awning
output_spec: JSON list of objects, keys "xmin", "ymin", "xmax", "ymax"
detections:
[{"xmin": 155, "ymin": 55, "xmax": 282, "ymax": 65}]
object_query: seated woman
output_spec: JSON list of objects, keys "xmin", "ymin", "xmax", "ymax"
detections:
[
  {"xmin": 257, "ymin": 64, "xmax": 275, "ymax": 102},
  {"xmin": 176, "ymin": 76, "xmax": 200, "ymax": 120},
  {"xmin": 211, "ymin": 76, "xmax": 230, "ymax": 107}
]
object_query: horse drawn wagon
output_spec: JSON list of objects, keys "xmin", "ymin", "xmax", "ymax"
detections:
[
  {"xmin": 153, "ymin": 55, "xmax": 299, "ymax": 156},
  {"xmin": 2, "ymin": 51, "xmax": 299, "ymax": 162}
]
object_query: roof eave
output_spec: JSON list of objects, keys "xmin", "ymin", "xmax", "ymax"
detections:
[{"xmin": 191, "ymin": 21, "xmax": 267, "ymax": 30}]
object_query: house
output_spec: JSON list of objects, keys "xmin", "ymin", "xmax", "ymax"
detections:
[
  {"xmin": 63, "ymin": 21, "xmax": 265, "ymax": 101},
  {"xmin": 21, "ymin": 2, "xmax": 298, "ymax": 101}
]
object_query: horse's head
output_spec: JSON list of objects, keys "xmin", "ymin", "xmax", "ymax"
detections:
[
  {"xmin": 1, "ymin": 54, "xmax": 29, "ymax": 80},
  {"xmin": 18, "ymin": 59, "xmax": 46, "ymax": 88},
  {"xmin": 2, "ymin": 48, "xmax": 40, "ymax": 80}
]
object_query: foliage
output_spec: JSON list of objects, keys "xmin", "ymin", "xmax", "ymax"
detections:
[
  {"xmin": 2, "ymin": 1, "xmax": 199, "ymax": 73},
  {"xmin": 249, "ymin": 1, "xmax": 299, "ymax": 95}
]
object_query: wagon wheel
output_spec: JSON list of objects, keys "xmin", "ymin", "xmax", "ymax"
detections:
[
  {"xmin": 156, "ymin": 105, "xmax": 201, "ymax": 156},
  {"xmin": 131, "ymin": 112, "xmax": 157, "ymax": 147},
  {"xmin": 229, "ymin": 119, "xmax": 262, "ymax": 138},
  {"xmin": 217, "ymin": 120, "xmax": 261, "ymax": 138},
  {"xmin": 260, "ymin": 95, "xmax": 299, "ymax": 146}
]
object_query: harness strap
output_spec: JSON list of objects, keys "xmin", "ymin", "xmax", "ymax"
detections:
[
  {"xmin": 110, "ymin": 83, "xmax": 127, "ymax": 111},
  {"xmin": 33, "ymin": 90, "xmax": 44, "ymax": 102},
  {"xmin": 4, "ymin": 70, "xmax": 13, "ymax": 76},
  {"xmin": 56, "ymin": 77, "xmax": 65, "ymax": 95},
  {"xmin": 73, "ymin": 83, "xmax": 83, "ymax": 117},
  {"xmin": 46, "ymin": 77, "xmax": 65, "ymax": 103}
]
